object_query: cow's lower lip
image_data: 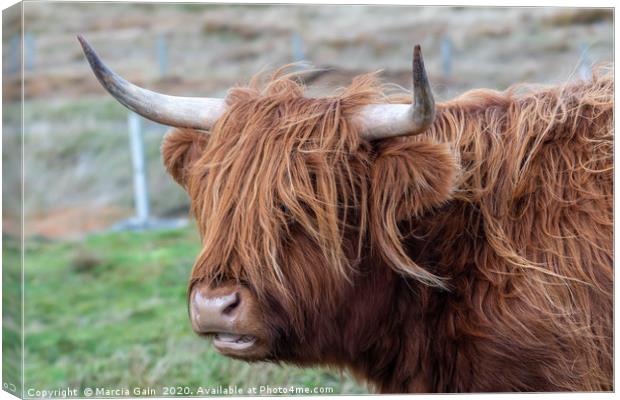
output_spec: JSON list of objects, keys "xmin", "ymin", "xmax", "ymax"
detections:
[{"xmin": 213, "ymin": 333, "xmax": 257, "ymax": 351}]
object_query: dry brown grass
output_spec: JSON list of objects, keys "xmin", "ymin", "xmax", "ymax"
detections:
[{"xmin": 544, "ymin": 9, "xmax": 612, "ymax": 27}]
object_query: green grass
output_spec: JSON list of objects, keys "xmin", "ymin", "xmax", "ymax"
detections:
[
  {"xmin": 3, "ymin": 234, "xmax": 23, "ymax": 395},
  {"xmin": 21, "ymin": 226, "xmax": 366, "ymax": 395},
  {"xmin": 24, "ymin": 97, "xmax": 128, "ymax": 122}
]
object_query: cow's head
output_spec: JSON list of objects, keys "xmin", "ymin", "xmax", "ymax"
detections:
[{"xmin": 79, "ymin": 36, "xmax": 457, "ymax": 363}]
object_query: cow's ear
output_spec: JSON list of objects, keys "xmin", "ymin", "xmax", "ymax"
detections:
[
  {"xmin": 161, "ymin": 128, "xmax": 209, "ymax": 187},
  {"xmin": 370, "ymin": 139, "xmax": 458, "ymax": 222},
  {"xmin": 369, "ymin": 140, "xmax": 459, "ymax": 287}
]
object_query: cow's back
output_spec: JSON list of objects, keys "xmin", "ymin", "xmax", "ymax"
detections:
[{"xmin": 408, "ymin": 71, "xmax": 613, "ymax": 391}]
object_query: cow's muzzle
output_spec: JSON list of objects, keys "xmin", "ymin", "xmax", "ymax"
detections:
[{"xmin": 189, "ymin": 282, "xmax": 269, "ymax": 358}]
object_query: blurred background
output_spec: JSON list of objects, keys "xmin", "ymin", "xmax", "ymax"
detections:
[{"xmin": 2, "ymin": 2, "xmax": 613, "ymax": 395}]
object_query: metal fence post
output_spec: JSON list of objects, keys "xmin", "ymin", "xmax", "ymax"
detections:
[
  {"xmin": 10, "ymin": 34, "xmax": 20, "ymax": 73},
  {"xmin": 157, "ymin": 33, "xmax": 169, "ymax": 77},
  {"xmin": 24, "ymin": 32, "xmax": 35, "ymax": 71},
  {"xmin": 128, "ymin": 112, "xmax": 150, "ymax": 224},
  {"xmin": 291, "ymin": 32, "xmax": 305, "ymax": 62},
  {"xmin": 578, "ymin": 42, "xmax": 592, "ymax": 80},
  {"xmin": 441, "ymin": 36, "xmax": 453, "ymax": 77}
]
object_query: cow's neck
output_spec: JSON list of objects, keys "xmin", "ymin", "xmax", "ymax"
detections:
[{"xmin": 340, "ymin": 255, "xmax": 445, "ymax": 393}]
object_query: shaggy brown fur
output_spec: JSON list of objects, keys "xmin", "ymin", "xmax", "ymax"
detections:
[{"xmin": 162, "ymin": 66, "xmax": 613, "ymax": 392}]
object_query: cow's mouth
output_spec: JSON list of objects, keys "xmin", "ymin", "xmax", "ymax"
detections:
[
  {"xmin": 207, "ymin": 332, "xmax": 270, "ymax": 359},
  {"xmin": 213, "ymin": 333, "xmax": 258, "ymax": 351}
]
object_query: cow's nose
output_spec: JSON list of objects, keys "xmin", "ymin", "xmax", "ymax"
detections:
[{"xmin": 189, "ymin": 285, "xmax": 244, "ymax": 334}]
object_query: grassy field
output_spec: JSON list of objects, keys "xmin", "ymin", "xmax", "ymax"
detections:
[{"xmin": 18, "ymin": 226, "xmax": 365, "ymax": 394}]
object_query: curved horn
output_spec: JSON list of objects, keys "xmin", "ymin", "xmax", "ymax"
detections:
[
  {"xmin": 357, "ymin": 45, "xmax": 436, "ymax": 140},
  {"xmin": 77, "ymin": 35, "xmax": 225, "ymax": 130}
]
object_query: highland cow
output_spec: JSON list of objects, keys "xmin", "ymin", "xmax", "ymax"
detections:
[{"xmin": 79, "ymin": 36, "xmax": 613, "ymax": 392}]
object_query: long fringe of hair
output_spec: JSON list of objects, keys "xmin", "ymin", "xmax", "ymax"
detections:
[{"xmin": 185, "ymin": 67, "xmax": 383, "ymax": 320}]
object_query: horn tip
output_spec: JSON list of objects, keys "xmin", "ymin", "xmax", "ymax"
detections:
[
  {"xmin": 412, "ymin": 44, "xmax": 427, "ymax": 83},
  {"xmin": 76, "ymin": 34, "xmax": 88, "ymax": 49},
  {"xmin": 76, "ymin": 34, "xmax": 107, "ymax": 78},
  {"xmin": 77, "ymin": 34, "xmax": 96, "ymax": 61},
  {"xmin": 413, "ymin": 44, "xmax": 422, "ymax": 60}
]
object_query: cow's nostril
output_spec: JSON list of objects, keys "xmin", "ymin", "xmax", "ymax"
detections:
[{"xmin": 222, "ymin": 292, "xmax": 241, "ymax": 315}]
